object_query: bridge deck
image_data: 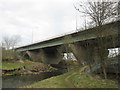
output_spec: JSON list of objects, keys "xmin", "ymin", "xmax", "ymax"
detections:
[{"xmin": 15, "ymin": 21, "xmax": 120, "ymax": 52}]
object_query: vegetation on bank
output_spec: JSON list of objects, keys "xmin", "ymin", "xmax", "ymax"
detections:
[
  {"xmin": 1, "ymin": 60, "xmax": 36, "ymax": 75},
  {"xmin": 1, "ymin": 60, "xmax": 38, "ymax": 70},
  {"xmin": 26, "ymin": 67, "xmax": 119, "ymax": 88},
  {"xmin": 1, "ymin": 60, "xmax": 57, "ymax": 76}
]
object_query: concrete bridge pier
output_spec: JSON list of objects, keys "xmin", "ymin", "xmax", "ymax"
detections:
[
  {"xmin": 18, "ymin": 51, "xmax": 30, "ymax": 60},
  {"xmin": 69, "ymin": 43, "xmax": 109, "ymax": 65},
  {"xmin": 26, "ymin": 48, "xmax": 63, "ymax": 64},
  {"xmin": 26, "ymin": 50, "xmax": 45, "ymax": 63},
  {"xmin": 68, "ymin": 44, "xmax": 93, "ymax": 65}
]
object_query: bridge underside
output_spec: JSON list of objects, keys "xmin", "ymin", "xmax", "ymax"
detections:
[
  {"xmin": 26, "ymin": 47, "xmax": 63, "ymax": 64},
  {"xmin": 20, "ymin": 35, "xmax": 118, "ymax": 64}
]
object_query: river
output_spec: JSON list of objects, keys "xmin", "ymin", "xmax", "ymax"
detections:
[{"xmin": 2, "ymin": 70, "xmax": 67, "ymax": 88}]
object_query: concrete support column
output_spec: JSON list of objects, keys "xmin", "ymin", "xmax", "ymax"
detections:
[
  {"xmin": 43, "ymin": 48, "xmax": 63, "ymax": 64},
  {"xmin": 69, "ymin": 43, "xmax": 109, "ymax": 65},
  {"xmin": 26, "ymin": 50, "xmax": 45, "ymax": 63},
  {"xmin": 69, "ymin": 44, "xmax": 90, "ymax": 64},
  {"xmin": 26, "ymin": 48, "xmax": 63, "ymax": 64}
]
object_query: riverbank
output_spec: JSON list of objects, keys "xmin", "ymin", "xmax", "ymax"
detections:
[
  {"xmin": 2, "ymin": 71, "xmax": 65, "ymax": 88},
  {"xmin": 25, "ymin": 67, "xmax": 119, "ymax": 88},
  {"xmin": 1, "ymin": 60, "xmax": 57, "ymax": 76}
]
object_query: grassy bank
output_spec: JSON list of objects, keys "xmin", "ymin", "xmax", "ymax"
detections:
[
  {"xmin": 1, "ymin": 60, "xmax": 39, "ymax": 75},
  {"xmin": 26, "ymin": 67, "xmax": 119, "ymax": 88},
  {"xmin": 1, "ymin": 60, "xmax": 57, "ymax": 76},
  {"xmin": 1, "ymin": 60, "xmax": 39, "ymax": 70}
]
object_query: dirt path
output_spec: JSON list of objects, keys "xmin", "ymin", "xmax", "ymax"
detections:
[
  {"xmin": 64, "ymin": 66, "xmax": 88, "ymax": 88},
  {"xmin": 64, "ymin": 72, "xmax": 77, "ymax": 88}
]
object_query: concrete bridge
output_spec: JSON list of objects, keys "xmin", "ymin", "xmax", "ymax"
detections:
[{"xmin": 15, "ymin": 20, "xmax": 120, "ymax": 64}]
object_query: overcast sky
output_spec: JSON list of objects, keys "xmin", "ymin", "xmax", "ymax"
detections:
[
  {"xmin": 1, "ymin": 0, "xmax": 117, "ymax": 47},
  {"xmin": 0, "ymin": 0, "xmax": 87, "ymax": 47}
]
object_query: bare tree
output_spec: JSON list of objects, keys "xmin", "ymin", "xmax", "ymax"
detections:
[
  {"xmin": 74, "ymin": 0, "xmax": 118, "ymax": 26},
  {"xmin": 11, "ymin": 35, "xmax": 21, "ymax": 49},
  {"xmin": 2, "ymin": 36, "xmax": 12, "ymax": 50},
  {"xmin": 74, "ymin": 0, "xmax": 119, "ymax": 79},
  {"xmin": 2, "ymin": 35, "xmax": 21, "ymax": 50}
]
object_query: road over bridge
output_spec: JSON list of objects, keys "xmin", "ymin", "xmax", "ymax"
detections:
[{"xmin": 15, "ymin": 20, "xmax": 120, "ymax": 64}]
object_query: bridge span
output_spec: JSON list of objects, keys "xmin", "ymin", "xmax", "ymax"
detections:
[{"xmin": 15, "ymin": 21, "xmax": 120, "ymax": 64}]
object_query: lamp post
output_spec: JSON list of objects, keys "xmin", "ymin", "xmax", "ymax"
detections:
[
  {"xmin": 84, "ymin": 13, "xmax": 87, "ymax": 30},
  {"xmin": 76, "ymin": 9, "xmax": 78, "ymax": 30},
  {"xmin": 74, "ymin": 3, "xmax": 87, "ymax": 31},
  {"xmin": 31, "ymin": 26, "xmax": 39, "ymax": 43},
  {"xmin": 31, "ymin": 28, "xmax": 33, "ymax": 43}
]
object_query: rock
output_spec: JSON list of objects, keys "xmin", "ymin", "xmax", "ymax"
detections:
[{"xmin": 18, "ymin": 60, "xmax": 24, "ymax": 63}]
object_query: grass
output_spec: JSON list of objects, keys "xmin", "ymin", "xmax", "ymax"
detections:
[
  {"xmin": 1, "ymin": 60, "xmax": 58, "ymax": 76},
  {"xmin": 1, "ymin": 60, "xmax": 39, "ymax": 70},
  {"xmin": 26, "ymin": 67, "xmax": 119, "ymax": 88},
  {"xmin": 2, "ymin": 62, "xmax": 23, "ymax": 70},
  {"xmin": 68, "ymin": 72, "xmax": 118, "ymax": 88},
  {"xmin": 25, "ymin": 70, "xmax": 74, "ymax": 88},
  {"xmin": 1, "ymin": 60, "xmax": 41, "ymax": 76}
]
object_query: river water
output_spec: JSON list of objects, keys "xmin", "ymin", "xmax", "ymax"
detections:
[{"xmin": 2, "ymin": 70, "xmax": 67, "ymax": 88}]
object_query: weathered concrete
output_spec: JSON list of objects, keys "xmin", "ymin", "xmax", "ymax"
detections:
[
  {"xmin": 68, "ymin": 44, "xmax": 89, "ymax": 64},
  {"xmin": 67, "ymin": 43, "xmax": 109, "ymax": 65},
  {"xmin": 26, "ymin": 50, "xmax": 45, "ymax": 63},
  {"xmin": 26, "ymin": 47, "xmax": 63, "ymax": 64}
]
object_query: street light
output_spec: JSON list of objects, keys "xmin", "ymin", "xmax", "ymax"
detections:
[
  {"xmin": 31, "ymin": 29, "xmax": 33, "ymax": 43},
  {"xmin": 74, "ymin": 3, "xmax": 87, "ymax": 31},
  {"xmin": 31, "ymin": 26, "xmax": 39, "ymax": 43},
  {"xmin": 76, "ymin": 8, "xmax": 78, "ymax": 30}
]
